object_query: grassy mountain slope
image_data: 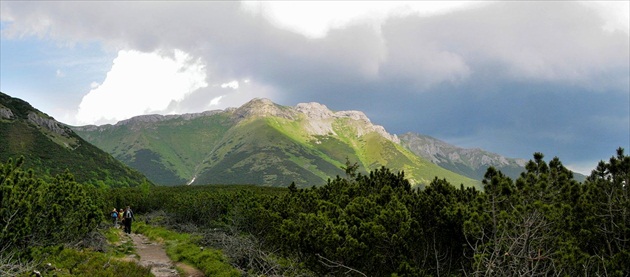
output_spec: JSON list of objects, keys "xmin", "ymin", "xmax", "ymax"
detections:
[
  {"xmin": 74, "ymin": 99, "xmax": 479, "ymax": 188},
  {"xmin": 74, "ymin": 112, "xmax": 232, "ymax": 185},
  {"xmin": 0, "ymin": 92, "xmax": 151, "ymax": 187},
  {"xmin": 193, "ymin": 117, "xmax": 344, "ymax": 185},
  {"xmin": 268, "ymin": 113, "xmax": 476, "ymax": 187}
]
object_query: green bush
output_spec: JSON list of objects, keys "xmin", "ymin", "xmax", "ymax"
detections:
[{"xmin": 1, "ymin": 157, "xmax": 100, "ymax": 252}]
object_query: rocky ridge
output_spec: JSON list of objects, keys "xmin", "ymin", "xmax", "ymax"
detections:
[
  {"xmin": 400, "ymin": 133, "xmax": 527, "ymax": 167},
  {"xmin": 296, "ymin": 101, "xmax": 399, "ymax": 143},
  {"xmin": 399, "ymin": 132, "xmax": 528, "ymax": 180},
  {"xmin": 79, "ymin": 98, "xmax": 400, "ymax": 143}
]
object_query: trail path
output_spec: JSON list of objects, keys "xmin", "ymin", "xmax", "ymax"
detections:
[{"xmin": 122, "ymin": 232, "xmax": 205, "ymax": 277}]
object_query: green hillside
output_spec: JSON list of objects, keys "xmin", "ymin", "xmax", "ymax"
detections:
[
  {"xmin": 73, "ymin": 99, "xmax": 479, "ymax": 188},
  {"xmin": 193, "ymin": 118, "xmax": 345, "ymax": 185},
  {"xmin": 269, "ymin": 114, "xmax": 477, "ymax": 187},
  {"xmin": 75, "ymin": 112, "xmax": 232, "ymax": 185},
  {"xmin": 0, "ymin": 92, "xmax": 151, "ymax": 187}
]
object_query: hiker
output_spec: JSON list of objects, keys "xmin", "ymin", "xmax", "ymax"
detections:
[
  {"xmin": 111, "ymin": 208, "xmax": 118, "ymax": 227},
  {"xmin": 118, "ymin": 208, "xmax": 124, "ymax": 229},
  {"xmin": 123, "ymin": 205, "xmax": 134, "ymax": 234}
]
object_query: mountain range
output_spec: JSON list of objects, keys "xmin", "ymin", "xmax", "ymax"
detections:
[
  {"xmin": 0, "ymin": 92, "xmax": 151, "ymax": 187},
  {"xmin": 72, "ymin": 98, "xmax": 535, "ymax": 188},
  {"xmin": 399, "ymin": 133, "xmax": 528, "ymax": 181},
  {"xmin": 1, "ymin": 91, "xmax": 552, "ymax": 189}
]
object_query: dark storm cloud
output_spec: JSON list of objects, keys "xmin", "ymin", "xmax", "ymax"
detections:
[{"xmin": 1, "ymin": 1, "xmax": 628, "ymax": 171}]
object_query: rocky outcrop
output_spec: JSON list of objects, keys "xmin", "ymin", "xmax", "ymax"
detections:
[
  {"xmin": 0, "ymin": 107, "xmax": 14, "ymax": 119},
  {"xmin": 295, "ymin": 102, "xmax": 399, "ymax": 143},
  {"xmin": 27, "ymin": 112, "xmax": 71, "ymax": 137}
]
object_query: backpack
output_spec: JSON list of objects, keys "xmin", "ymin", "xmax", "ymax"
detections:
[{"xmin": 111, "ymin": 211, "xmax": 118, "ymax": 218}]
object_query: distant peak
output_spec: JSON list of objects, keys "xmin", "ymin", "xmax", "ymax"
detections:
[
  {"xmin": 295, "ymin": 102, "xmax": 334, "ymax": 119},
  {"xmin": 232, "ymin": 98, "xmax": 295, "ymax": 120},
  {"xmin": 241, "ymin": 98, "xmax": 276, "ymax": 109}
]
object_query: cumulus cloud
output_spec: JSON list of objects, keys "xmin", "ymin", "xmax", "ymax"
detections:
[
  {"xmin": 2, "ymin": 1, "xmax": 626, "ymax": 93},
  {"xmin": 1, "ymin": 1, "xmax": 628, "ymax": 170},
  {"xmin": 240, "ymin": 1, "xmax": 483, "ymax": 39},
  {"xmin": 76, "ymin": 49, "xmax": 207, "ymax": 124}
]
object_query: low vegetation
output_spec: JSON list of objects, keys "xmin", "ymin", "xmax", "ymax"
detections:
[
  {"xmin": 133, "ymin": 221, "xmax": 240, "ymax": 276},
  {"xmin": 2, "ymin": 148, "xmax": 628, "ymax": 276}
]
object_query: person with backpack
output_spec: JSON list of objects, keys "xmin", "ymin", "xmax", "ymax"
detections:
[
  {"xmin": 111, "ymin": 208, "xmax": 118, "ymax": 227},
  {"xmin": 118, "ymin": 208, "xmax": 124, "ymax": 229},
  {"xmin": 123, "ymin": 205, "xmax": 134, "ymax": 234}
]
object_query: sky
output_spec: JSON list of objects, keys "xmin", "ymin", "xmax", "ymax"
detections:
[{"xmin": 1, "ymin": 1, "xmax": 628, "ymax": 175}]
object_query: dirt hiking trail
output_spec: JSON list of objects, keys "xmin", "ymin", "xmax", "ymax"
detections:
[{"xmin": 121, "ymin": 232, "xmax": 205, "ymax": 277}]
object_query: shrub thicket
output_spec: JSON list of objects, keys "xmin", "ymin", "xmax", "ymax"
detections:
[{"xmin": 113, "ymin": 148, "xmax": 629, "ymax": 276}]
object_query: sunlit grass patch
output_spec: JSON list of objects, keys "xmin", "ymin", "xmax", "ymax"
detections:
[{"xmin": 134, "ymin": 221, "xmax": 240, "ymax": 277}]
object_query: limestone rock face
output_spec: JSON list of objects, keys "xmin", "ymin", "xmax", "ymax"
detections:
[
  {"xmin": 295, "ymin": 102, "xmax": 399, "ymax": 143},
  {"xmin": 295, "ymin": 102, "xmax": 334, "ymax": 120},
  {"xmin": 0, "ymin": 107, "xmax": 14, "ymax": 119},
  {"xmin": 27, "ymin": 112, "xmax": 71, "ymax": 137}
]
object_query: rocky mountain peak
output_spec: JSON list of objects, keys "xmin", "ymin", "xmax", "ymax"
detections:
[
  {"xmin": 295, "ymin": 102, "xmax": 334, "ymax": 119},
  {"xmin": 233, "ymin": 98, "xmax": 296, "ymax": 120}
]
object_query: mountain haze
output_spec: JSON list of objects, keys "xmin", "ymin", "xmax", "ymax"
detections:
[
  {"xmin": 399, "ymin": 133, "xmax": 587, "ymax": 182},
  {"xmin": 0, "ymin": 92, "xmax": 151, "ymax": 187},
  {"xmin": 74, "ymin": 99, "xmax": 479, "ymax": 188},
  {"xmin": 399, "ymin": 133, "xmax": 527, "ymax": 180}
]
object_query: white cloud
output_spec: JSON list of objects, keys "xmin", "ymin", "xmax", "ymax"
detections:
[
  {"xmin": 220, "ymin": 80, "xmax": 239, "ymax": 89},
  {"xmin": 240, "ymin": 1, "xmax": 481, "ymax": 39},
  {"xmin": 208, "ymin": 96, "xmax": 223, "ymax": 107},
  {"xmin": 1, "ymin": 1, "xmax": 627, "ymax": 167},
  {"xmin": 581, "ymin": 1, "xmax": 630, "ymax": 34},
  {"xmin": 76, "ymin": 49, "xmax": 207, "ymax": 124}
]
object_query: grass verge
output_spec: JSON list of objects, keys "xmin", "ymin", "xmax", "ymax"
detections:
[
  {"xmin": 12, "ymin": 225, "xmax": 149, "ymax": 277},
  {"xmin": 134, "ymin": 221, "xmax": 240, "ymax": 277}
]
